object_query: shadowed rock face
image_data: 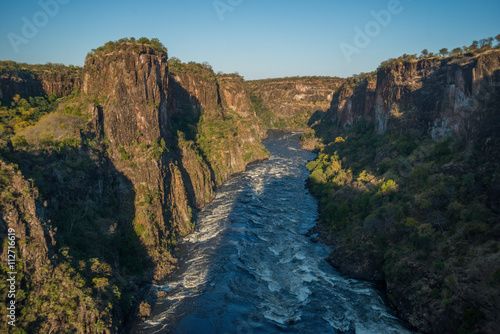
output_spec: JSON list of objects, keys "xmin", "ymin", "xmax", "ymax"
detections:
[
  {"xmin": 0, "ymin": 64, "xmax": 80, "ymax": 102},
  {"xmin": 328, "ymin": 74, "xmax": 377, "ymax": 128},
  {"xmin": 83, "ymin": 45, "xmax": 176, "ymax": 280},
  {"xmin": 328, "ymin": 50, "xmax": 500, "ymax": 141},
  {"xmin": 312, "ymin": 49, "xmax": 500, "ymax": 334},
  {"xmin": 0, "ymin": 161, "xmax": 55, "ymax": 275},
  {"xmin": 82, "ymin": 43, "xmax": 268, "ymax": 281},
  {"xmin": 1, "ymin": 43, "xmax": 270, "ymax": 332}
]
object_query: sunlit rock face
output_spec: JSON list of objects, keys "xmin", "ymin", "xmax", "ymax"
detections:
[{"xmin": 327, "ymin": 50, "xmax": 500, "ymax": 141}]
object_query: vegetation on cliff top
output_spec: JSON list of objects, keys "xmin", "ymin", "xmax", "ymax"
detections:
[
  {"xmin": 86, "ymin": 37, "xmax": 167, "ymax": 60},
  {"xmin": 379, "ymin": 34, "xmax": 500, "ymax": 69},
  {"xmin": 0, "ymin": 60, "xmax": 81, "ymax": 77},
  {"xmin": 168, "ymin": 57, "xmax": 218, "ymax": 83}
]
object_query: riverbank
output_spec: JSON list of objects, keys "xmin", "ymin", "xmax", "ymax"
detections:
[
  {"xmin": 132, "ymin": 131, "xmax": 414, "ymax": 333},
  {"xmin": 302, "ymin": 115, "xmax": 500, "ymax": 333}
]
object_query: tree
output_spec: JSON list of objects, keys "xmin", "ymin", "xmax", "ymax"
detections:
[
  {"xmin": 496, "ymin": 34, "xmax": 500, "ymax": 47},
  {"xmin": 201, "ymin": 62, "xmax": 212, "ymax": 70},
  {"xmin": 402, "ymin": 53, "xmax": 417, "ymax": 61},
  {"xmin": 169, "ymin": 57, "xmax": 181, "ymax": 64},
  {"xmin": 479, "ymin": 39, "xmax": 487, "ymax": 49},
  {"xmin": 470, "ymin": 40, "xmax": 479, "ymax": 51},
  {"xmin": 439, "ymin": 48, "xmax": 449, "ymax": 57},
  {"xmin": 451, "ymin": 48, "xmax": 463, "ymax": 57},
  {"xmin": 150, "ymin": 38, "xmax": 166, "ymax": 52},
  {"xmin": 421, "ymin": 49, "xmax": 429, "ymax": 58},
  {"xmin": 485, "ymin": 37, "xmax": 493, "ymax": 49}
]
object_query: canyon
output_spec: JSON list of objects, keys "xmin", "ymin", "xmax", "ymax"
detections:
[{"xmin": 0, "ymin": 39, "xmax": 499, "ymax": 333}]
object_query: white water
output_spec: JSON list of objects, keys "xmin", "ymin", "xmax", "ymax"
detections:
[{"xmin": 134, "ymin": 131, "xmax": 415, "ymax": 334}]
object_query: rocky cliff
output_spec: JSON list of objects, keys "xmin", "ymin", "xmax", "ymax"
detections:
[
  {"xmin": 168, "ymin": 64, "xmax": 267, "ymax": 186},
  {"xmin": 328, "ymin": 49, "xmax": 500, "ymax": 141},
  {"xmin": 82, "ymin": 42, "xmax": 268, "ymax": 281},
  {"xmin": 0, "ymin": 61, "xmax": 81, "ymax": 102},
  {"xmin": 0, "ymin": 40, "xmax": 268, "ymax": 333},
  {"xmin": 247, "ymin": 76, "xmax": 344, "ymax": 129},
  {"xmin": 0, "ymin": 158, "xmax": 112, "ymax": 333},
  {"xmin": 309, "ymin": 49, "xmax": 500, "ymax": 334},
  {"xmin": 326, "ymin": 73, "xmax": 377, "ymax": 128},
  {"xmin": 83, "ymin": 43, "xmax": 181, "ymax": 281}
]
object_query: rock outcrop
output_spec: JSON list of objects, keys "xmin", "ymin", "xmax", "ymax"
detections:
[
  {"xmin": 82, "ymin": 42, "xmax": 268, "ymax": 281},
  {"xmin": 0, "ymin": 159, "xmax": 108, "ymax": 333},
  {"xmin": 312, "ymin": 49, "xmax": 500, "ymax": 334},
  {"xmin": 0, "ymin": 62, "xmax": 80, "ymax": 102},
  {"xmin": 0, "ymin": 40, "xmax": 269, "ymax": 333},
  {"xmin": 247, "ymin": 76, "xmax": 344, "ymax": 129},
  {"xmin": 328, "ymin": 49, "xmax": 500, "ymax": 141},
  {"xmin": 327, "ymin": 73, "xmax": 377, "ymax": 128},
  {"xmin": 0, "ymin": 161, "xmax": 55, "ymax": 283}
]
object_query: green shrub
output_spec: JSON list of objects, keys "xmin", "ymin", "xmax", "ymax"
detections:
[{"xmin": 118, "ymin": 147, "xmax": 130, "ymax": 160}]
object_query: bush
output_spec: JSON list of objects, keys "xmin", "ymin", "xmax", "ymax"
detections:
[
  {"xmin": 379, "ymin": 179, "xmax": 398, "ymax": 194},
  {"xmin": 118, "ymin": 147, "xmax": 130, "ymax": 160}
]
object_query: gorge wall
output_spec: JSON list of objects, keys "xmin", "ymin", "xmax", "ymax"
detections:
[
  {"xmin": 0, "ymin": 41, "xmax": 268, "ymax": 333},
  {"xmin": 308, "ymin": 49, "xmax": 500, "ymax": 334},
  {"xmin": 247, "ymin": 76, "xmax": 344, "ymax": 129},
  {"xmin": 1, "ymin": 39, "xmax": 499, "ymax": 334},
  {"xmin": 327, "ymin": 49, "xmax": 500, "ymax": 141},
  {"xmin": 82, "ymin": 43, "xmax": 268, "ymax": 280},
  {"xmin": 0, "ymin": 61, "xmax": 81, "ymax": 102}
]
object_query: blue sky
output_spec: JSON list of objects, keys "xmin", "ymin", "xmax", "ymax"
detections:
[{"xmin": 0, "ymin": 0, "xmax": 499, "ymax": 80}]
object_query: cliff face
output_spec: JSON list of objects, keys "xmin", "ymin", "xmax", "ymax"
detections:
[
  {"xmin": 0, "ymin": 41, "xmax": 269, "ymax": 333},
  {"xmin": 0, "ymin": 161, "xmax": 55, "ymax": 284},
  {"xmin": 83, "ymin": 44, "xmax": 182, "ymax": 281},
  {"xmin": 0, "ymin": 159, "xmax": 110, "ymax": 333},
  {"xmin": 0, "ymin": 62, "xmax": 80, "ymax": 102},
  {"xmin": 168, "ymin": 65, "xmax": 267, "ymax": 186},
  {"xmin": 83, "ymin": 45, "xmax": 168, "ymax": 146},
  {"xmin": 328, "ymin": 50, "xmax": 500, "ymax": 141},
  {"xmin": 247, "ymin": 77, "xmax": 344, "ymax": 129},
  {"xmin": 311, "ymin": 49, "xmax": 500, "ymax": 334},
  {"xmin": 218, "ymin": 75, "xmax": 252, "ymax": 117},
  {"xmin": 82, "ymin": 43, "xmax": 268, "ymax": 282},
  {"xmin": 327, "ymin": 74, "xmax": 377, "ymax": 127}
]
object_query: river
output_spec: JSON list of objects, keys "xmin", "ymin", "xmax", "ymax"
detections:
[{"xmin": 133, "ymin": 130, "xmax": 414, "ymax": 334}]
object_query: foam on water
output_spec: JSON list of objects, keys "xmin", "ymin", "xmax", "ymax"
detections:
[{"xmin": 134, "ymin": 131, "xmax": 415, "ymax": 334}]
